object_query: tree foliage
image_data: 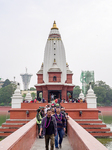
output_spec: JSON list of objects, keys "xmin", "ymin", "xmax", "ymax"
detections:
[
  {"xmin": 31, "ymin": 92, "xmax": 36, "ymax": 100},
  {"xmin": 30, "ymin": 87, "xmax": 36, "ymax": 91},
  {"xmin": 22, "ymin": 93, "xmax": 26, "ymax": 99},
  {"xmin": 0, "ymin": 83, "xmax": 16, "ymax": 104},
  {"xmin": 73, "ymin": 86, "xmax": 81, "ymax": 98},
  {"xmin": 2, "ymin": 79, "xmax": 11, "ymax": 88},
  {"xmin": 86, "ymin": 81, "xmax": 112, "ymax": 106}
]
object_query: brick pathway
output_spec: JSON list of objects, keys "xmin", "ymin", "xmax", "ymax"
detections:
[{"xmin": 30, "ymin": 136, "xmax": 73, "ymax": 150}]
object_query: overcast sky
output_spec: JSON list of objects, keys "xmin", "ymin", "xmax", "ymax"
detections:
[{"xmin": 0, "ymin": 0, "xmax": 112, "ymax": 90}]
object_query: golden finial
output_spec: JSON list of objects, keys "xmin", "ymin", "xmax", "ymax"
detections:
[{"xmin": 51, "ymin": 21, "xmax": 58, "ymax": 30}]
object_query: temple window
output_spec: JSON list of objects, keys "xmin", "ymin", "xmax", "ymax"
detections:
[{"xmin": 53, "ymin": 76, "xmax": 57, "ymax": 81}]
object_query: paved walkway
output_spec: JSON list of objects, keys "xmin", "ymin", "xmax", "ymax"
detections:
[{"xmin": 30, "ymin": 136, "xmax": 73, "ymax": 150}]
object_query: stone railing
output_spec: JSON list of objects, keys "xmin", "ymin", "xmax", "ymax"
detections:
[
  {"xmin": 0, "ymin": 118, "xmax": 36, "ymax": 150},
  {"xmin": 67, "ymin": 116, "xmax": 108, "ymax": 150}
]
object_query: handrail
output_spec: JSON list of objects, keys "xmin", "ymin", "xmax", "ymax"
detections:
[
  {"xmin": 0, "ymin": 118, "xmax": 36, "ymax": 150},
  {"xmin": 67, "ymin": 116, "xmax": 108, "ymax": 150}
]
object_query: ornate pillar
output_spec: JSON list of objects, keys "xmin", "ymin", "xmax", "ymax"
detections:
[
  {"xmin": 62, "ymin": 86, "xmax": 67, "ymax": 100},
  {"xmin": 42, "ymin": 86, "xmax": 48, "ymax": 102}
]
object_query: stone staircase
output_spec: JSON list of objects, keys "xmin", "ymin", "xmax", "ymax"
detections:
[
  {"xmin": 0, "ymin": 119, "xmax": 31, "ymax": 137},
  {"xmin": 75, "ymin": 119, "xmax": 112, "ymax": 137}
]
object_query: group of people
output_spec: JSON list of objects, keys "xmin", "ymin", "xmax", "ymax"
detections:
[
  {"xmin": 24, "ymin": 97, "xmax": 86, "ymax": 104},
  {"xmin": 36, "ymin": 103, "xmax": 68, "ymax": 150}
]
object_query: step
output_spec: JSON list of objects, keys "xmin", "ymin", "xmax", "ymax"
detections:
[
  {"xmin": 6, "ymin": 119, "xmax": 31, "ymax": 121},
  {"xmin": 6, "ymin": 119, "xmax": 31, "ymax": 124},
  {"xmin": 0, "ymin": 132, "xmax": 11, "ymax": 137},
  {"xmin": 80, "ymin": 123, "xmax": 106, "ymax": 128},
  {"xmin": 2, "ymin": 123, "xmax": 25, "ymax": 128},
  {"xmin": 75, "ymin": 120, "xmax": 102, "ymax": 124},
  {"xmin": 90, "ymin": 132, "xmax": 112, "ymax": 137},
  {"xmin": 85, "ymin": 128, "xmax": 110, "ymax": 132},
  {"xmin": 78, "ymin": 123, "xmax": 105, "ymax": 125},
  {"xmin": 74, "ymin": 119, "xmax": 102, "ymax": 121},
  {"xmin": 0, "ymin": 127, "xmax": 17, "ymax": 132}
]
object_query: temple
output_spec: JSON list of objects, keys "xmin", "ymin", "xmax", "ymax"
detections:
[
  {"xmin": 0, "ymin": 21, "xmax": 111, "ymax": 150},
  {"xmin": 35, "ymin": 21, "xmax": 75, "ymax": 102}
]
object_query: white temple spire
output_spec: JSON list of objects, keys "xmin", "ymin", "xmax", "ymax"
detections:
[{"xmin": 43, "ymin": 21, "xmax": 66, "ymax": 83}]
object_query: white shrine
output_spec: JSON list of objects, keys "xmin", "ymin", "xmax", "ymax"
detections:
[
  {"xmin": 79, "ymin": 90, "xmax": 85, "ymax": 100},
  {"xmin": 86, "ymin": 85, "xmax": 97, "ymax": 108},
  {"xmin": 11, "ymin": 83, "xmax": 23, "ymax": 108},
  {"xmin": 25, "ymin": 91, "xmax": 32, "ymax": 102}
]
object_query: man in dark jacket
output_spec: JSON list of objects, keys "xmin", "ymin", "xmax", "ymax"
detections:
[{"xmin": 39, "ymin": 109, "xmax": 57, "ymax": 150}]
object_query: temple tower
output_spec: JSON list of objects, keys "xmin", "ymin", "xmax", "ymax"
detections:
[
  {"xmin": 43, "ymin": 21, "xmax": 66, "ymax": 83},
  {"xmin": 35, "ymin": 21, "xmax": 74, "ymax": 102},
  {"xmin": 20, "ymin": 68, "xmax": 33, "ymax": 90}
]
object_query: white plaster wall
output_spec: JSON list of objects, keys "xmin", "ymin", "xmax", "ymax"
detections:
[
  {"xmin": 11, "ymin": 98, "xmax": 23, "ymax": 108},
  {"xmin": 87, "ymin": 103, "xmax": 97, "ymax": 108},
  {"xmin": 86, "ymin": 98, "xmax": 97, "ymax": 103}
]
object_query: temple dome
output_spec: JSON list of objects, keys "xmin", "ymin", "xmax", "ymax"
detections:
[{"xmin": 87, "ymin": 85, "xmax": 96, "ymax": 97}]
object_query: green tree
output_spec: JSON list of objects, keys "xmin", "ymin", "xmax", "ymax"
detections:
[
  {"xmin": 73, "ymin": 86, "xmax": 81, "ymax": 98},
  {"xmin": 30, "ymin": 87, "xmax": 36, "ymax": 91},
  {"xmin": 22, "ymin": 93, "xmax": 26, "ymax": 99},
  {"xmin": 31, "ymin": 92, "xmax": 36, "ymax": 100},
  {"xmin": 93, "ymin": 81, "xmax": 112, "ymax": 106},
  {"xmin": 2, "ymin": 79, "xmax": 11, "ymax": 88},
  {"xmin": 0, "ymin": 83, "xmax": 16, "ymax": 104}
]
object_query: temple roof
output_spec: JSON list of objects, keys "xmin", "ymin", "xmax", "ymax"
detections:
[
  {"xmin": 48, "ymin": 62, "xmax": 62, "ymax": 72},
  {"xmin": 51, "ymin": 21, "xmax": 58, "ymax": 30}
]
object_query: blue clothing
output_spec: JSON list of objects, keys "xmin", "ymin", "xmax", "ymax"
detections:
[
  {"xmin": 55, "ymin": 129, "xmax": 64, "ymax": 148},
  {"xmin": 53, "ymin": 113, "xmax": 66, "ymax": 129}
]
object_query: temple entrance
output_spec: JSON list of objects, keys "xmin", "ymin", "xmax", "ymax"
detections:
[{"xmin": 48, "ymin": 90, "xmax": 61, "ymax": 102}]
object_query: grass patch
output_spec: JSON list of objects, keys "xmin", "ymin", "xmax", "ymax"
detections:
[
  {"xmin": 0, "ymin": 114, "xmax": 10, "ymax": 126},
  {"xmin": 99, "ymin": 115, "xmax": 112, "ymax": 124},
  {"xmin": 0, "ymin": 138, "xmax": 5, "ymax": 141},
  {"xmin": 97, "ymin": 138, "xmax": 112, "ymax": 146}
]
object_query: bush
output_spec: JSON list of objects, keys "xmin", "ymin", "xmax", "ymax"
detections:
[
  {"xmin": 9, "ymin": 103, "xmax": 11, "ymax": 106},
  {"xmin": 0, "ymin": 102, "xmax": 5, "ymax": 106}
]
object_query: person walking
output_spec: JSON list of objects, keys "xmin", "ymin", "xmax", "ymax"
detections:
[
  {"xmin": 36, "ymin": 109, "xmax": 42, "ymax": 138},
  {"xmin": 39, "ymin": 109, "xmax": 57, "ymax": 150},
  {"xmin": 54, "ymin": 107, "xmax": 66, "ymax": 149}
]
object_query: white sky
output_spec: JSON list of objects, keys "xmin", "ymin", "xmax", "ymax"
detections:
[{"xmin": 0, "ymin": 0, "xmax": 112, "ymax": 90}]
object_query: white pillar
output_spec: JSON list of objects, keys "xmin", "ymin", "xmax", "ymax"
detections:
[
  {"xmin": 86, "ymin": 85, "xmax": 97, "ymax": 108},
  {"xmin": 11, "ymin": 83, "xmax": 23, "ymax": 108}
]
